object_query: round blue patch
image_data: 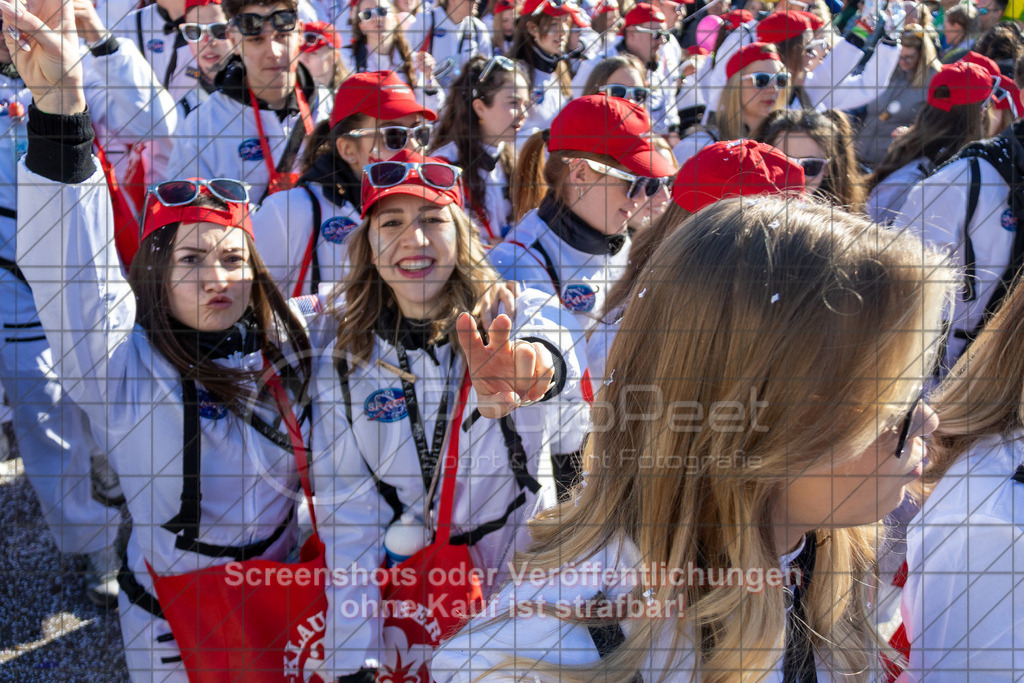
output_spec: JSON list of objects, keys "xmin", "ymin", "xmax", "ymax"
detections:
[
  {"xmin": 561, "ymin": 283, "xmax": 596, "ymax": 312},
  {"xmin": 147, "ymin": 39, "xmax": 164, "ymax": 53},
  {"xmin": 364, "ymin": 388, "xmax": 407, "ymax": 422},
  {"xmin": 1001, "ymin": 208, "xmax": 1018, "ymax": 231},
  {"xmin": 433, "ymin": 27, "xmax": 447, "ymax": 37},
  {"xmin": 238, "ymin": 138, "xmax": 264, "ymax": 161},
  {"xmin": 321, "ymin": 216, "xmax": 358, "ymax": 244},
  {"xmin": 196, "ymin": 387, "xmax": 228, "ymax": 420},
  {"xmin": 533, "ymin": 87, "xmax": 545, "ymax": 105}
]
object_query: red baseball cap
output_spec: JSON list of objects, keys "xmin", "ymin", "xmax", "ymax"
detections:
[
  {"xmin": 725, "ymin": 42, "xmax": 782, "ymax": 81},
  {"xmin": 687, "ymin": 45, "xmax": 711, "ymax": 56},
  {"xmin": 493, "ymin": 0, "xmax": 516, "ymax": 13},
  {"xmin": 548, "ymin": 94, "xmax": 675, "ymax": 177},
  {"xmin": 185, "ymin": 0, "xmax": 220, "ymax": 12},
  {"xmin": 672, "ymin": 140, "xmax": 805, "ymax": 213},
  {"xmin": 995, "ymin": 73, "xmax": 1022, "ymax": 114},
  {"xmin": 961, "ymin": 51, "xmax": 1000, "ymax": 78},
  {"xmin": 522, "ymin": 0, "xmax": 580, "ymax": 17},
  {"xmin": 142, "ymin": 182, "xmax": 252, "ymax": 244},
  {"xmin": 621, "ymin": 2, "xmax": 667, "ymax": 29},
  {"xmin": 300, "ymin": 21, "xmax": 338, "ymax": 53},
  {"xmin": 927, "ymin": 62, "xmax": 993, "ymax": 112},
  {"xmin": 756, "ymin": 10, "xmax": 822, "ymax": 44},
  {"xmin": 722, "ymin": 8, "xmax": 753, "ymax": 29},
  {"xmin": 592, "ymin": 0, "xmax": 617, "ymax": 14},
  {"xmin": 330, "ymin": 71, "xmax": 437, "ymax": 129},
  {"xmin": 360, "ymin": 150, "xmax": 464, "ymax": 218}
]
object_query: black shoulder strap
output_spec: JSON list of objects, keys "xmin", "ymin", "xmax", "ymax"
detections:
[
  {"xmin": 135, "ymin": 10, "xmax": 144, "ymax": 56},
  {"xmin": 300, "ymin": 184, "xmax": 323, "ymax": 295},
  {"xmin": 782, "ymin": 531, "xmax": 818, "ymax": 683},
  {"xmin": 961, "ymin": 157, "xmax": 981, "ymax": 303},
  {"xmin": 587, "ymin": 591, "xmax": 643, "ymax": 683},
  {"xmin": 162, "ymin": 379, "xmax": 203, "ymax": 543},
  {"xmin": 354, "ymin": 41, "xmax": 368, "ymax": 73},
  {"xmin": 530, "ymin": 239, "xmax": 562, "ymax": 294},
  {"xmin": 1012, "ymin": 464, "xmax": 1024, "ymax": 483},
  {"xmin": 0, "ymin": 255, "xmax": 28, "ymax": 285}
]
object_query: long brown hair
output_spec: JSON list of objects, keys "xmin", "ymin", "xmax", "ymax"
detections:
[
  {"xmin": 483, "ymin": 196, "xmax": 952, "ymax": 682},
  {"xmin": 510, "ymin": 12, "xmax": 572, "ymax": 97},
  {"xmin": 579, "ymin": 53, "xmax": 648, "ymax": 95},
  {"xmin": 430, "ymin": 55, "xmax": 530, "ymax": 228},
  {"xmin": 755, "ymin": 108, "xmax": 868, "ymax": 214},
  {"xmin": 350, "ymin": 0, "xmax": 417, "ymax": 85},
  {"xmin": 867, "ymin": 98, "xmax": 990, "ymax": 190},
  {"xmin": 127, "ymin": 195, "xmax": 312, "ymax": 408},
  {"xmin": 298, "ymin": 112, "xmax": 370, "ymax": 177},
  {"xmin": 331, "ymin": 202, "xmax": 501, "ymax": 364}
]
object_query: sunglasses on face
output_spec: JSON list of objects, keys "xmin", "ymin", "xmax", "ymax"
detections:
[
  {"xmin": 573, "ymin": 158, "xmax": 667, "ymax": 199},
  {"xmin": 231, "ymin": 9, "xmax": 298, "ymax": 36},
  {"xmin": 149, "ymin": 178, "xmax": 251, "ymax": 206},
  {"xmin": 180, "ymin": 22, "xmax": 229, "ymax": 42},
  {"xmin": 793, "ymin": 156, "xmax": 828, "ymax": 177},
  {"xmin": 598, "ymin": 83, "xmax": 651, "ymax": 105},
  {"xmin": 743, "ymin": 71, "xmax": 790, "ymax": 89},
  {"xmin": 363, "ymin": 160, "xmax": 462, "ymax": 190},
  {"xmin": 346, "ymin": 124, "xmax": 433, "ymax": 152},
  {"xmin": 892, "ymin": 389, "xmax": 925, "ymax": 459},
  {"xmin": 357, "ymin": 6, "xmax": 390, "ymax": 21},
  {"xmin": 633, "ymin": 25, "xmax": 671, "ymax": 41}
]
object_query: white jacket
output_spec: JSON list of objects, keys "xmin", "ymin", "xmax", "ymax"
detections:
[
  {"xmin": 518, "ymin": 67, "xmax": 571, "ymax": 150},
  {"xmin": 899, "ymin": 434, "xmax": 1024, "ymax": 681},
  {"xmin": 309, "ymin": 289, "xmax": 580, "ymax": 678},
  {"xmin": 111, "ymin": 3, "xmax": 199, "ymax": 105},
  {"xmin": 866, "ymin": 157, "xmax": 932, "ymax": 225},
  {"xmin": 431, "ymin": 140, "xmax": 514, "ymax": 242},
  {"xmin": 406, "ymin": 6, "xmax": 492, "ymax": 88},
  {"xmin": 802, "ymin": 39, "xmax": 900, "ymax": 112}
]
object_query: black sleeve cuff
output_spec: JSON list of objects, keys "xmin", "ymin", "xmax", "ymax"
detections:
[
  {"xmin": 844, "ymin": 33, "xmax": 866, "ymax": 50},
  {"xmin": 879, "ymin": 35, "xmax": 899, "ymax": 47},
  {"xmin": 26, "ymin": 104, "xmax": 97, "ymax": 184},
  {"xmin": 337, "ymin": 668, "xmax": 377, "ymax": 683},
  {"xmin": 89, "ymin": 35, "xmax": 120, "ymax": 57},
  {"xmin": 519, "ymin": 336, "xmax": 567, "ymax": 402}
]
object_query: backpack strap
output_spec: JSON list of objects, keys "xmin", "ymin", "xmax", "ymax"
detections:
[
  {"xmin": 586, "ymin": 591, "xmax": 644, "ymax": 683},
  {"xmin": 293, "ymin": 184, "xmax": 323, "ymax": 297},
  {"xmin": 505, "ymin": 239, "xmax": 562, "ymax": 294},
  {"xmin": 961, "ymin": 156, "xmax": 981, "ymax": 303},
  {"xmin": 135, "ymin": 10, "xmax": 144, "ymax": 56}
]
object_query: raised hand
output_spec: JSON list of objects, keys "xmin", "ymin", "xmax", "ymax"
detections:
[
  {"xmin": 0, "ymin": 0, "xmax": 85, "ymax": 114},
  {"xmin": 455, "ymin": 312, "xmax": 555, "ymax": 419}
]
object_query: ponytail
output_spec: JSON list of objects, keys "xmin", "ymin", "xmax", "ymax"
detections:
[{"xmin": 513, "ymin": 129, "xmax": 550, "ymax": 222}]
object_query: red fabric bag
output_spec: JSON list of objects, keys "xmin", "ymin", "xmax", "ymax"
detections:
[
  {"xmin": 146, "ymin": 370, "xmax": 328, "ymax": 682},
  {"xmin": 377, "ymin": 375, "xmax": 485, "ymax": 683}
]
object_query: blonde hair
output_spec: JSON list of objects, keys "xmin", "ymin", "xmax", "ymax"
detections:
[
  {"xmin": 330, "ymin": 202, "xmax": 500, "ymax": 364},
  {"xmin": 487, "ymin": 197, "xmax": 952, "ymax": 682},
  {"xmin": 716, "ymin": 66, "xmax": 786, "ymax": 141}
]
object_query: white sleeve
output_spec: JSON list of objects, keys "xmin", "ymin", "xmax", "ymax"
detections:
[
  {"xmin": 251, "ymin": 187, "xmax": 317, "ymax": 299},
  {"xmin": 153, "ymin": 105, "xmax": 206, "ymax": 183},
  {"xmin": 82, "ymin": 38, "xmax": 178, "ymax": 145},
  {"xmin": 805, "ymin": 39, "xmax": 900, "ymax": 112},
  {"xmin": 891, "ymin": 161, "xmax": 971, "ymax": 254}
]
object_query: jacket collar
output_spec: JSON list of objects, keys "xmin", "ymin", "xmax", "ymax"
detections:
[
  {"xmin": 216, "ymin": 56, "xmax": 317, "ymax": 120},
  {"xmin": 538, "ymin": 195, "xmax": 627, "ymax": 256}
]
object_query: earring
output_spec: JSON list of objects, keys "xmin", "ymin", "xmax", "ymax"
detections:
[{"xmin": 578, "ymin": 187, "xmax": 584, "ymax": 200}]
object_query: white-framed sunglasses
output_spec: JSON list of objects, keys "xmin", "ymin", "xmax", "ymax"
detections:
[
  {"xmin": 598, "ymin": 84, "xmax": 651, "ymax": 105},
  {"xmin": 180, "ymin": 22, "xmax": 229, "ymax": 42},
  {"xmin": 567, "ymin": 158, "xmax": 668, "ymax": 199},
  {"xmin": 345, "ymin": 124, "xmax": 433, "ymax": 152}
]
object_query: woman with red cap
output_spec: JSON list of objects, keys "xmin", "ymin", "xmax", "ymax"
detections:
[
  {"xmin": 674, "ymin": 42, "xmax": 786, "ymax": 165},
  {"xmin": 490, "ymin": 0, "xmax": 518, "ymax": 55},
  {"xmin": 253, "ymin": 70, "xmax": 436, "ymax": 299},
  {"xmin": 491, "ymin": 93, "xmax": 674, "ymax": 496},
  {"xmin": 508, "ymin": 0, "xmax": 577, "ymax": 145},
  {"xmin": 430, "ymin": 55, "xmax": 532, "ymax": 244},
  {"xmin": 308, "ymin": 148, "xmax": 581, "ymax": 682},
  {"xmin": 9, "ymin": 9, "xmax": 316, "ymax": 678},
  {"xmin": 299, "ymin": 20, "xmax": 347, "ymax": 89},
  {"xmin": 867, "ymin": 61, "xmax": 995, "ymax": 225},
  {"xmin": 588, "ymin": 138, "xmax": 806, "ymax": 384}
]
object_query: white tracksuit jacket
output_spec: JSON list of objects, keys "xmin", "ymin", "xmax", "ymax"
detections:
[
  {"xmin": 405, "ymin": 6, "xmax": 492, "ymax": 89},
  {"xmin": 17, "ymin": 112, "xmax": 305, "ymax": 682},
  {"xmin": 111, "ymin": 3, "xmax": 198, "ymax": 106},
  {"xmin": 308, "ymin": 290, "xmax": 580, "ymax": 678},
  {"xmin": 431, "ymin": 140, "xmax": 515, "ymax": 243}
]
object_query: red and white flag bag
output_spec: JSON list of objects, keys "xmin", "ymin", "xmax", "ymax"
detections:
[
  {"xmin": 377, "ymin": 373, "xmax": 485, "ymax": 683},
  {"xmin": 145, "ymin": 368, "xmax": 328, "ymax": 682}
]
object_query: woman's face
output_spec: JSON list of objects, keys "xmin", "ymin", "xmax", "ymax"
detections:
[
  {"xmin": 898, "ymin": 46, "xmax": 920, "ymax": 74},
  {"xmin": 498, "ymin": 10, "xmax": 516, "ymax": 39},
  {"xmin": 298, "ymin": 44, "xmax": 337, "ymax": 87},
  {"xmin": 988, "ymin": 105, "xmax": 1008, "ymax": 138},
  {"xmin": 368, "ymin": 194, "xmax": 458, "ymax": 319},
  {"xmin": 773, "ymin": 131, "xmax": 828, "ymax": 193},
  {"xmin": 944, "ymin": 19, "xmax": 963, "ymax": 47},
  {"xmin": 777, "ymin": 388, "xmax": 939, "ymax": 550},
  {"xmin": 628, "ymin": 149, "xmax": 676, "ymax": 232},
  {"xmin": 356, "ymin": 0, "xmax": 397, "ymax": 42},
  {"xmin": 168, "ymin": 222, "xmax": 253, "ymax": 332},
  {"xmin": 475, "ymin": 73, "xmax": 531, "ymax": 145},
  {"xmin": 606, "ymin": 65, "xmax": 646, "ymax": 88},
  {"xmin": 739, "ymin": 59, "xmax": 784, "ymax": 127},
  {"xmin": 567, "ymin": 158, "xmax": 642, "ymax": 236},
  {"xmin": 531, "ymin": 15, "xmax": 570, "ymax": 55},
  {"xmin": 336, "ymin": 113, "xmax": 425, "ymax": 171}
]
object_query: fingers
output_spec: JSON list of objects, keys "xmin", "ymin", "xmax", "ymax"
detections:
[
  {"xmin": 512, "ymin": 341, "xmax": 536, "ymax": 396},
  {"xmin": 486, "ymin": 313, "xmax": 512, "ymax": 352},
  {"xmin": 496, "ymin": 282, "xmax": 517, "ymax": 319},
  {"xmin": 520, "ymin": 342, "xmax": 555, "ymax": 405},
  {"xmin": 455, "ymin": 311, "xmax": 486, "ymax": 362}
]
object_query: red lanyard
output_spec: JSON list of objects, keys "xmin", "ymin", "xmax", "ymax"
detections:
[
  {"xmin": 262, "ymin": 363, "xmax": 315, "ymax": 528},
  {"xmin": 248, "ymin": 83, "xmax": 315, "ymax": 184}
]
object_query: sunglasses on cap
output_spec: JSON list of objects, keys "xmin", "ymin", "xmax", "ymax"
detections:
[
  {"xmin": 792, "ymin": 156, "xmax": 828, "ymax": 178},
  {"xmin": 148, "ymin": 178, "xmax": 251, "ymax": 206},
  {"xmin": 598, "ymin": 84, "xmax": 651, "ymax": 105},
  {"xmin": 571, "ymin": 158, "xmax": 667, "ymax": 199},
  {"xmin": 633, "ymin": 26, "xmax": 671, "ymax": 41},
  {"xmin": 346, "ymin": 124, "xmax": 433, "ymax": 152},
  {"xmin": 743, "ymin": 71, "xmax": 790, "ymax": 89},
  {"xmin": 991, "ymin": 76, "xmax": 1019, "ymax": 117},
  {"xmin": 303, "ymin": 30, "xmax": 329, "ymax": 48},
  {"xmin": 532, "ymin": 0, "xmax": 579, "ymax": 15},
  {"xmin": 478, "ymin": 55, "xmax": 516, "ymax": 83},
  {"xmin": 231, "ymin": 9, "xmax": 298, "ymax": 36},
  {"xmin": 892, "ymin": 387, "xmax": 926, "ymax": 459},
  {"xmin": 357, "ymin": 6, "xmax": 390, "ymax": 21},
  {"xmin": 180, "ymin": 22, "xmax": 229, "ymax": 42},
  {"xmin": 364, "ymin": 160, "xmax": 463, "ymax": 190},
  {"xmin": 803, "ymin": 38, "xmax": 829, "ymax": 56}
]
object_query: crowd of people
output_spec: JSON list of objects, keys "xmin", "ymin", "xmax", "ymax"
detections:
[{"xmin": 4, "ymin": 0, "xmax": 1024, "ymax": 677}]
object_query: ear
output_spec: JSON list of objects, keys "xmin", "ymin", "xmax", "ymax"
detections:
[
  {"xmin": 567, "ymin": 158, "xmax": 591, "ymax": 186},
  {"xmin": 336, "ymin": 136, "xmax": 359, "ymax": 164},
  {"xmin": 471, "ymin": 97, "xmax": 488, "ymax": 120},
  {"xmin": 526, "ymin": 20, "xmax": 541, "ymax": 41}
]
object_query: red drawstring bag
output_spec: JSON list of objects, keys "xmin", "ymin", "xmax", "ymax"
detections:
[
  {"xmin": 93, "ymin": 141, "xmax": 141, "ymax": 267},
  {"xmin": 146, "ymin": 370, "xmax": 328, "ymax": 682},
  {"xmin": 377, "ymin": 374, "xmax": 485, "ymax": 682}
]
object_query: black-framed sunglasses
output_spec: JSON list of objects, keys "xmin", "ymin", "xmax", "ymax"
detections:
[
  {"xmin": 231, "ymin": 9, "xmax": 298, "ymax": 36},
  {"xmin": 345, "ymin": 124, "xmax": 433, "ymax": 152},
  {"xmin": 893, "ymin": 389, "xmax": 926, "ymax": 459},
  {"xmin": 357, "ymin": 6, "xmax": 390, "ymax": 21},
  {"xmin": 180, "ymin": 22, "xmax": 229, "ymax": 42},
  {"xmin": 598, "ymin": 84, "xmax": 651, "ymax": 105}
]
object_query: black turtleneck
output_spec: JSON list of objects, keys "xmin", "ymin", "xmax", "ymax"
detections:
[
  {"xmin": 537, "ymin": 195, "xmax": 627, "ymax": 256},
  {"xmin": 529, "ymin": 44, "xmax": 562, "ymax": 74},
  {"xmin": 169, "ymin": 310, "xmax": 260, "ymax": 361},
  {"xmin": 374, "ymin": 305, "xmax": 447, "ymax": 365},
  {"xmin": 216, "ymin": 57, "xmax": 318, "ymax": 122},
  {"xmin": 299, "ymin": 151, "xmax": 363, "ymax": 212}
]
